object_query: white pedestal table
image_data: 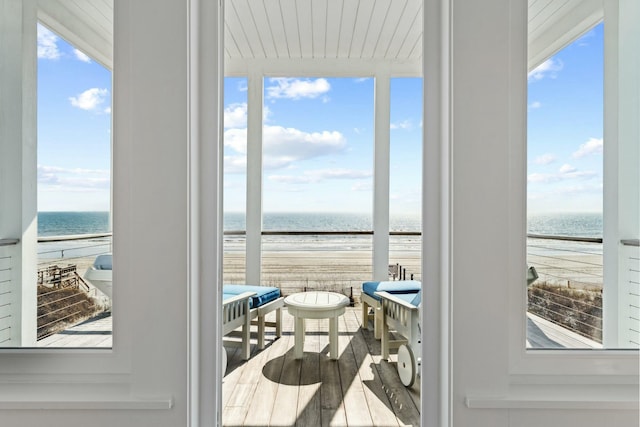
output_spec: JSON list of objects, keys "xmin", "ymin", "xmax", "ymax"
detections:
[{"xmin": 284, "ymin": 291, "xmax": 350, "ymax": 360}]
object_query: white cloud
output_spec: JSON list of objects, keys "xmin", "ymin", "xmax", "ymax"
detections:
[
  {"xmin": 225, "ymin": 125, "xmax": 345, "ymax": 162},
  {"xmin": 266, "ymin": 78, "xmax": 331, "ymax": 100},
  {"xmin": 37, "ymin": 164, "xmax": 110, "ymax": 190},
  {"xmin": 268, "ymin": 168, "xmax": 372, "ymax": 184},
  {"xmin": 224, "ymin": 118, "xmax": 347, "ymax": 173},
  {"xmin": 223, "ymin": 155, "xmax": 247, "ymax": 174},
  {"xmin": 223, "ymin": 103, "xmax": 272, "ymax": 129},
  {"xmin": 351, "ymin": 181, "xmax": 372, "ymax": 192},
  {"xmin": 576, "ymin": 29, "xmax": 596, "ymax": 47},
  {"xmin": 74, "ymin": 49, "xmax": 91, "ymax": 63},
  {"xmin": 37, "ymin": 24, "xmax": 60, "ymax": 60},
  {"xmin": 527, "ymin": 172, "xmax": 555, "ymax": 183},
  {"xmin": 534, "ymin": 153, "xmax": 556, "ymax": 165},
  {"xmin": 572, "ymin": 137, "xmax": 603, "ymax": 158},
  {"xmin": 528, "ymin": 164, "xmax": 598, "ymax": 183},
  {"xmin": 528, "ymin": 58, "xmax": 563, "ymax": 82},
  {"xmin": 224, "ymin": 103, "xmax": 248, "ymax": 128},
  {"xmin": 69, "ymin": 88, "xmax": 109, "ymax": 111},
  {"xmin": 558, "ymin": 164, "xmax": 576, "ymax": 174},
  {"xmin": 264, "ymin": 126, "xmax": 345, "ymax": 159},
  {"xmin": 223, "ymin": 128, "xmax": 249, "ymax": 154},
  {"xmin": 390, "ymin": 119, "xmax": 413, "ymax": 130},
  {"xmin": 528, "ymin": 101, "xmax": 542, "ymax": 110}
]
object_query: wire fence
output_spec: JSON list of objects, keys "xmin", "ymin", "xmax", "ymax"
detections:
[
  {"xmin": 223, "ymin": 231, "xmax": 422, "ymax": 298},
  {"xmin": 526, "ymin": 235, "xmax": 603, "ymax": 343},
  {"xmin": 223, "ymin": 231, "xmax": 606, "ymax": 343},
  {"xmin": 36, "ymin": 234, "xmax": 112, "ymax": 340}
]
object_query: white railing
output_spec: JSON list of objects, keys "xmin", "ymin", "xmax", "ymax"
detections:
[
  {"xmin": 527, "ymin": 234, "xmax": 603, "ymax": 343},
  {"xmin": 36, "ymin": 234, "xmax": 112, "ymax": 340},
  {"xmin": 223, "ymin": 230, "xmax": 422, "ymax": 297},
  {"xmin": 621, "ymin": 240, "xmax": 639, "ymax": 348},
  {"xmin": 0, "ymin": 239, "xmax": 19, "ymax": 346}
]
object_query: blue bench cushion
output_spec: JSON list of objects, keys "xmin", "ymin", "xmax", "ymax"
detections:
[
  {"xmin": 223, "ymin": 284, "xmax": 281, "ymax": 309},
  {"xmin": 393, "ymin": 290, "xmax": 422, "ymax": 307},
  {"xmin": 362, "ymin": 280, "xmax": 421, "ymax": 301},
  {"xmin": 93, "ymin": 254, "xmax": 112, "ymax": 270}
]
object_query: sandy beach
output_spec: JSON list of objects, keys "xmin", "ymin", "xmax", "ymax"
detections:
[{"xmin": 224, "ymin": 250, "xmax": 422, "ymax": 298}]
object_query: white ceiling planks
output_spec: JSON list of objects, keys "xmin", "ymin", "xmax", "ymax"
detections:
[
  {"xmin": 295, "ymin": 0, "xmax": 314, "ymax": 58},
  {"xmin": 35, "ymin": 0, "xmax": 605, "ymax": 77},
  {"xmin": 38, "ymin": 0, "xmax": 113, "ymax": 69},
  {"xmin": 247, "ymin": 0, "xmax": 279, "ymax": 59},
  {"xmin": 335, "ymin": 0, "xmax": 360, "ymax": 58},
  {"xmin": 225, "ymin": 0, "xmax": 257, "ymax": 58},
  {"xmin": 324, "ymin": 0, "xmax": 344, "ymax": 59},
  {"xmin": 263, "ymin": 0, "xmax": 290, "ymax": 59},
  {"xmin": 373, "ymin": 0, "xmax": 411, "ymax": 59},
  {"xmin": 359, "ymin": 0, "xmax": 393, "ymax": 59},
  {"xmin": 387, "ymin": 0, "xmax": 422, "ymax": 60},
  {"xmin": 527, "ymin": 0, "xmax": 603, "ymax": 70},
  {"xmin": 310, "ymin": 0, "xmax": 329, "ymax": 59},
  {"xmin": 232, "ymin": 0, "xmax": 267, "ymax": 59},
  {"xmin": 348, "ymin": 0, "xmax": 377, "ymax": 59},
  {"xmin": 280, "ymin": 0, "xmax": 303, "ymax": 58},
  {"xmin": 529, "ymin": 0, "xmax": 579, "ymax": 39}
]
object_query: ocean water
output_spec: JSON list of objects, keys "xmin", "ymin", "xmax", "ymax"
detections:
[
  {"xmin": 36, "ymin": 211, "xmax": 603, "ymax": 256},
  {"xmin": 38, "ymin": 211, "xmax": 602, "ymax": 237},
  {"xmin": 38, "ymin": 211, "xmax": 110, "ymax": 236},
  {"xmin": 527, "ymin": 212, "xmax": 603, "ymax": 257},
  {"xmin": 224, "ymin": 212, "xmax": 421, "ymax": 232},
  {"xmin": 38, "ymin": 212, "xmax": 111, "ymax": 260},
  {"xmin": 527, "ymin": 212, "xmax": 602, "ymax": 238}
]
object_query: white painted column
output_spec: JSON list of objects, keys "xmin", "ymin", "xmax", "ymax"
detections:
[
  {"xmin": 373, "ymin": 72, "xmax": 391, "ymax": 281},
  {"xmin": 245, "ymin": 71, "xmax": 263, "ymax": 284},
  {"xmin": 603, "ymin": 0, "xmax": 640, "ymax": 348},
  {"xmin": 0, "ymin": 0, "xmax": 38, "ymax": 346}
]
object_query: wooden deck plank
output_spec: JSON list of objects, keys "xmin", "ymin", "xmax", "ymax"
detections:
[
  {"xmin": 526, "ymin": 312, "xmax": 602, "ymax": 349},
  {"xmin": 336, "ymin": 314, "xmax": 375, "ymax": 427},
  {"xmin": 318, "ymin": 319, "xmax": 348, "ymax": 427},
  {"xmin": 269, "ymin": 313, "xmax": 303, "ymax": 427},
  {"xmin": 36, "ymin": 313, "xmax": 112, "ymax": 347},
  {"xmin": 223, "ymin": 347, "xmax": 249, "ymax": 410},
  {"xmin": 240, "ymin": 332, "xmax": 290, "ymax": 426},
  {"xmin": 353, "ymin": 309, "xmax": 421, "ymax": 425},
  {"xmin": 342, "ymin": 310, "xmax": 402, "ymax": 427},
  {"xmin": 296, "ymin": 318, "xmax": 322, "ymax": 427},
  {"xmin": 222, "ymin": 306, "xmax": 420, "ymax": 426},
  {"xmin": 225, "ymin": 311, "xmax": 289, "ymax": 427}
]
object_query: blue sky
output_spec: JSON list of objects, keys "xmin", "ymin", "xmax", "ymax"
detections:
[
  {"xmin": 223, "ymin": 77, "xmax": 423, "ymax": 215},
  {"xmin": 37, "ymin": 22, "xmax": 603, "ymax": 216},
  {"xmin": 527, "ymin": 23, "xmax": 604, "ymax": 214},
  {"xmin": 37, "ymin": 24, "xmax": 111, "ymax": 212}
]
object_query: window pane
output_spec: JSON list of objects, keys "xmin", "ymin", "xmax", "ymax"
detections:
[
  {"xmin": 527, "ymin": 23, "xmax": 606, "ymax": 349},
  {"xmin": 35, "ymin": 23, "xmax": 113, "ymax": 348}
]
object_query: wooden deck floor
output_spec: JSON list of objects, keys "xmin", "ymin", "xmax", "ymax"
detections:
[
  {"xmin": 34, "ymin": 306, "xmax": 601, "ymax": 426},
  {"xmin": 37, "ymin": 312, "xmax": 112, "ymax": 347},
  {"xmin": 526, "ymin": 312, "xmax": 602, "ymax": 349},
  {"xmin": 223, "ymin": 306, "xmax": 421, "ymax": 427}
]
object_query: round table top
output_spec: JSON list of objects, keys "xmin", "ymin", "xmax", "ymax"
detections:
[{"xmin": 284, "ymin": 291, "xmax": 350, "ymax": 311}]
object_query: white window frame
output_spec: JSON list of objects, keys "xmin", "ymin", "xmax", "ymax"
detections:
[
  {"xmin": 508, "ymin": 0, "xmax": 639, "ymax": 378},
  {"xmin": 0, "ymin": 0, "xmax": 183, "ymax": 413},
  {"xmin": 466, "ymin": 0, "xmax": 639, "ymax": 410}
]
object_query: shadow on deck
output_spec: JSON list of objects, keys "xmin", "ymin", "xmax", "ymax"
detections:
[{"xmin": 223, "ymin": 306, "xmax": 421, "ymax": 427}]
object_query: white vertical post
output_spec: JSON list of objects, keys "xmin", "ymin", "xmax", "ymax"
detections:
[
  {"xmin": 0, "ymin": 0, "xmax": 38, "ymax": 347},
  {"xmin": 603, "ymin": 0, "xmax": 640, "ymax": 348},
  {"xmin": 245, "ymin": 71, "xmax": 263, "ymax": 285},
  {"xmin": 373, "ymin": 72, "xmax": 391, "ymax": 281}
]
